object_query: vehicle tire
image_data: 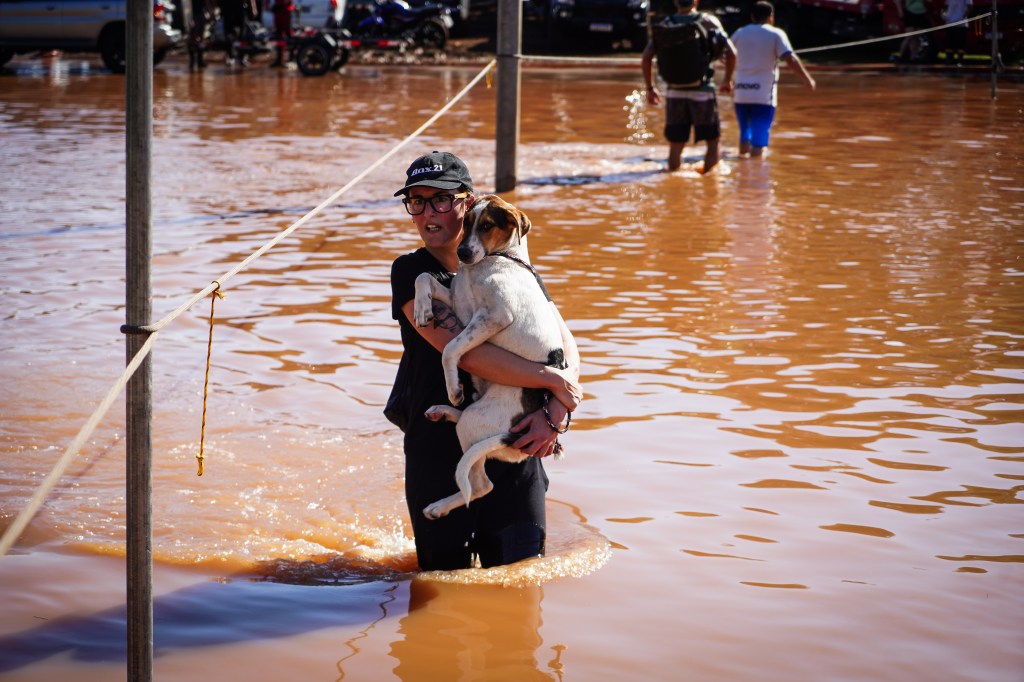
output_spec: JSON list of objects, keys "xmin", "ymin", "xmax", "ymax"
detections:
[
  {"xmin": 297, "ymin": 41, "xmax": 333, "ymax": 76},
  {"xmin": 330, "ymin": 47, "xmax": 351, "ymax": 70},
  {"xmin": 0, "ymin": 49, "xmax": 14, "ymax": 67},
  {"xmin": 416, "ymin": 19, "xmax": 447, "ymax": 51},
  {"xmin": 100, "ymin": 25, "xmax": 128, "ymax": 73}
]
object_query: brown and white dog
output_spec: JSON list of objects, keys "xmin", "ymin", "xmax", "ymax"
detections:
[{"xmin": 413, "ymin": 194, "xmax": 568, "ymax": 520}]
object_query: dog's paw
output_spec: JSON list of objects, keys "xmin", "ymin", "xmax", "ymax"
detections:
[
  {"xmin": 448, "ymin": 384, "xmax": 465, "ymax": 407},
  {"xmin": 423, "ymin": 502, "xmax": 447, "ymax": 520},
  {"xmin": 413, "ymin": 306, "xmax": 434, "ymax": 328},
  {"xmin": 425, "ymin": 405, "xmax": 461, "ymax": 423}
]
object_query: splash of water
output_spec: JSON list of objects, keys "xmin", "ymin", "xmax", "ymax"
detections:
[
  {"xmin": 624, "ymin": 89, "xmax": 655, "ymax": 145},
  {"xmin": 421, "ymin": 540, "xmax": 612, "ymax": 588},
  {"xmin": 418, "ymin": 509, "xmax": 613, "ymax": 588}
]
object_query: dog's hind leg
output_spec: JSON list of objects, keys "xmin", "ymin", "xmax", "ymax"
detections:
[
  {"xmin": 423, "ymin": 491, "xmax": 467, "ymax": 521},
  {"xmin": 454, "ymin": 435, "xmax": 508, "ymax": 505},
  {"xmin": 424, "ymin": 405, "xmax": 461, "ymax": 423},
  {"xmin": 423, "ymin": 435, "xmax": 508, "ymax": 520}
]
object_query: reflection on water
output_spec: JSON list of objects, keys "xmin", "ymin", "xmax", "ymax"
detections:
[
  {"xmin": 1, "ymin": 56, "xmax": 1023, "ymax": 680},
  {"xmin": 392, "ymin": 580, "xmax": 548, "ymax": 682}
]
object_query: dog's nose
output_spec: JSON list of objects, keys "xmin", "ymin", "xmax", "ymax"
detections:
[{"xmin": 457, "ymin": 245, "xmax": 473, "ymax": 263}]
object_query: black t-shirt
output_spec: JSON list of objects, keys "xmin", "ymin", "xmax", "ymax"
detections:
[{"xmin": 389, "ymin": 248, "xmax": 473, "ymax": 430}]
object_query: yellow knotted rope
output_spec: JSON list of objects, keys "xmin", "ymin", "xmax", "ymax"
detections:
[{"xmin": 197, "ymin": 281, "xmax": 224, "ymax": 476}]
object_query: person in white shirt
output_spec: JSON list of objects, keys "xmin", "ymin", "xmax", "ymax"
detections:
[{"xmin": 726, "ymin": 1, "xmax": 815, "ymax": 158}]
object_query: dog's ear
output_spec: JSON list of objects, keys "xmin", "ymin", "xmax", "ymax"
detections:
[{"xmin": 518, "ymin": 210, "xmax": 532, "ymax": 237}]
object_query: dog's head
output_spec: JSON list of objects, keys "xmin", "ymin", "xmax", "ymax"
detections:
[{"xmin": 457, "ymin": 194, "xmax": 532, "ymax": 265}]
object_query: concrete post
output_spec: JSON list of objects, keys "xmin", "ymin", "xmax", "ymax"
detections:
[
  {"xmin": 495, "ymin": 0, "xmax": 522, "ymax": 193},
  {"xmin": 991, "ymin": 0, "xmax": 999, "ymax": 99},
  {"xmin": 125, "ymin": 1, "xmax": 154, "ymax": 679}
]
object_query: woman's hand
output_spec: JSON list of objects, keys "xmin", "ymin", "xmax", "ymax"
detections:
[
  {"xmin": 513, "ymin": 365, "xmax": 579, "ymax": 457},
  {"xmin": 511, "ymin": 409, "xmax": 560, "ymax": 458},
  {"xmin": 545, "ymin": 367, "xmax": 582, "ymax": 413}
]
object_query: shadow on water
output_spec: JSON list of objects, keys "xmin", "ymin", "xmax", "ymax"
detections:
[
  {"xmin": 521, "ymin": 157, "xmax": 665, "ymax": 187},
  {"xmin": 0, "ymin": 556, "xmax": 556, "ymax": 679},
  {"xmin": 522, "ymin": 169, "xmax": 664, "ymax": 187},
  {"xmin": 0, "ymin": 557, "xmax": 407, "ymax": 672}
]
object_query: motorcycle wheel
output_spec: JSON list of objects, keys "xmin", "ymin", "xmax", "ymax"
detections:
[
  {"xmin": 297, "ymin": 41, "xmax": 333, "ymax": 76},
  {"xmin": 416, "ymin": 20, "xmax": 448, "ymax": 51}
]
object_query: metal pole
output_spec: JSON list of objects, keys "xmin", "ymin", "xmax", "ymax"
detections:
[
  {"xmin": 495, "ymin": 0, "xmax": 522, "ymax": 193},
  {"xmin": 126, "ymin": 0, "xmax": 154, "ymax": 679},
  {"xmin": 991, "ymin": 0, "xmax": 999, "ymax": 99}
]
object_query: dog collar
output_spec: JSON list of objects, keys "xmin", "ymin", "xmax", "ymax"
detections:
[
  {"xmin": 492, "ymin": 251, "xmax": 544, "ymax": 290},
  {"xmin": 492, "ymin": 251, "xmax": 552, "ymax": 301}
]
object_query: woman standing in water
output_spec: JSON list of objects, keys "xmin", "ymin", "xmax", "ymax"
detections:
[{"xmin": 388, "ymin": 151, "xmax": 582, "ymax": 571}]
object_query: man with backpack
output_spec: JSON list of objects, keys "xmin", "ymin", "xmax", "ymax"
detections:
[{"xmin": 642, "ymin": 0, "xmax": 736, "ymax": 174}]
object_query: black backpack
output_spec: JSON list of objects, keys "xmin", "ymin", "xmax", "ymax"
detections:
[{"xmin": 651, "ymin": 13, "xmax": 718, "ymax": 86}]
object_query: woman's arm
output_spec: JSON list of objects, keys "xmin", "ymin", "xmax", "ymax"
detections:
[
  {"xmin": 509, "ymin": 302, "xmax": 581, "ymax": 456},
  {"xmin": 401, "ymin": 298, "xmax": 582, "ymax": 410}
]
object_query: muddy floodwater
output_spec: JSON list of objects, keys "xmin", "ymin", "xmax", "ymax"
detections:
[{"xmin": 1, "ymin": 53, "xmax": 1023, "ymax": 680}]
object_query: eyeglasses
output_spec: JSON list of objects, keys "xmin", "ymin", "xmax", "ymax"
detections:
[{"xmin": 402, "ymin": 192, "xmax": 469, "ymax": 216}]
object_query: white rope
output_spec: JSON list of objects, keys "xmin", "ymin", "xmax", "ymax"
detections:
[
  {"xmin": 0, "ymin": 59, "xmax": 498, "ymax": 561},
  {"xmin": 524, "ymin": 54, "xmax": 639, "ymax": 64},
  {"xmin": 519, "ymin": 12, "xmax": 994, "ymax": 62},
  {"xmin": 795, "ymin": 12, "xmax": 992, "ymax": 55}
]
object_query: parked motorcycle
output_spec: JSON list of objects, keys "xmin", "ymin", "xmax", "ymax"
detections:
[
  {"xmin": 292, "ymin": 0, "xmax": 453, "ymax": 77},
  {"xmin": 344, "ymin": 0, "xmax": 454, "ymax": 51},
  {"xmin": 292, "ymin": 27, "xmax": 352, "ymax": 76}
]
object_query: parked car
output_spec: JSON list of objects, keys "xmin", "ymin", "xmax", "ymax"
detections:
[
  {"xmin": 0, "ymin": 0, "xmax": 183, "ymax": 72},
  {"xmin": 544, "ymin": 0, "xmax": 648, "ymax": 50}
]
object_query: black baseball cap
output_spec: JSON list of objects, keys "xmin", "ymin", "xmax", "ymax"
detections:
[{"xmin": 394, "ymin": 151, "xmax": 474, "ymax": 197}]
